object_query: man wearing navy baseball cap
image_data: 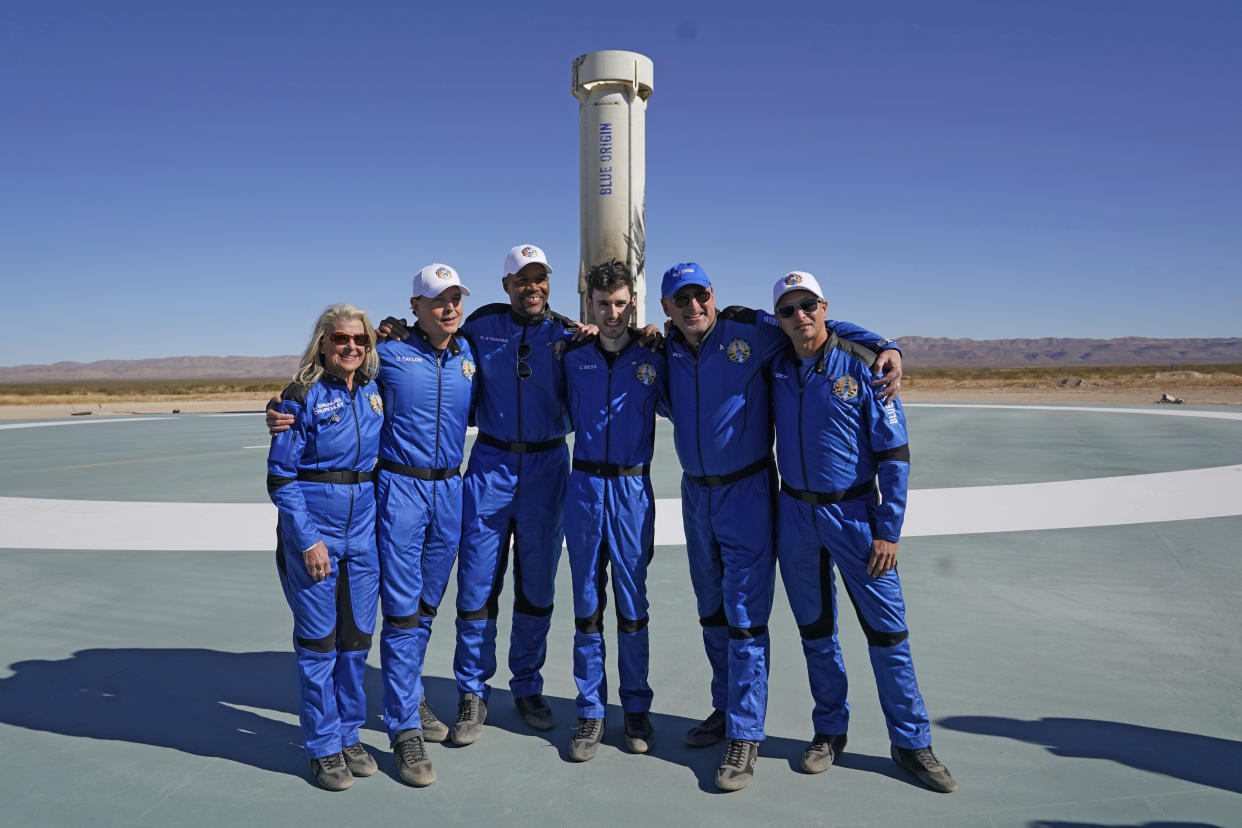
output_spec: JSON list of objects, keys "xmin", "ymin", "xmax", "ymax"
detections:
[{"xmin": 659, "ymin": 261, "xmax": 901, "ymax": 791}]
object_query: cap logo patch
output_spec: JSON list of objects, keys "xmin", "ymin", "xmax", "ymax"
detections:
[
  {"xmin": 832, "ymin": 375, "xmax": 859, "ymax": 401},
  {"xmin": 726, "ymin": 337, "xmax": 752, "ymax": 365},
  {"xmin": 435, "ymin": 267, "xmax": 453, "ymax": 280},
  {"xmin": 635, "ymin": 362, "xmax": 657, "ymax": 387},
  {"xmin": 461, "ymin": 358, "xmax": 476, "ymax": 380},
  {"xmin": 784, "ymin": 273, "xmax": 803, "ymax": 286},
  {"xmin": 521, "ymin": 246, "xmax": 537, "ymax": 258}
]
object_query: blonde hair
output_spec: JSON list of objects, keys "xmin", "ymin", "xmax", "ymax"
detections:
[{"xmin": 292, "ymin": 303, "xmax": 379, "ymax": 388}]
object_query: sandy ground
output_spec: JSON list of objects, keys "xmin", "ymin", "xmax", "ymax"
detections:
[{"xmin": 1, "ymin": 380, "xmax": 1238, "ymax": 421}]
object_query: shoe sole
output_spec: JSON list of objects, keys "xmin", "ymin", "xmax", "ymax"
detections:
[
  {"xmin": 892, "ymin": 754, "xmax": 958, "ymax": 793},
  {"xmin": 451, "ymin": 727, "xmax": 482, "ymax": 746},
  {"xmin": 316, "ymin": 778, "xmax": 354, "ymax": 791},
  {"xmin": 422, "ymin": 726, "xmax": 449, "ymax": 743},
  {"xmin": 800, "ymin": 755, "xmax": 832, "ymax": 774},
  {"xmin": 398, "ymin": 768, "xmax": 437, "ymax": 787},
  {"xmin": 625, "ymin": 736, "xmax": 650, "ymax": 754},
  {"xmin": 714, "ymin": 774, "xmax": 751, "ymax": 792}
]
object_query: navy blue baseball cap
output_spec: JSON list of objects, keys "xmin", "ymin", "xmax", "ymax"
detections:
[{"xmin": 660, "ymin": 262, "xmax": 712, "ymax": 298}]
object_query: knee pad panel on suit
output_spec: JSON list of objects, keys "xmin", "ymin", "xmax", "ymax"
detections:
[
  {"xmin": 616, "ymin": 613, "xmax": 648, "ymax": 634},
  {"xmin": 385, "ymin": 613, "xmax": 419, "ymax": 630},
  {"xmin": 484, "ymin": 521, "xmax": 515, "ymax": 618},
  {"xmin": 841, "ymin": 577, "xmax": 909, "ymax": 647},
  {"xmin": 797, "ymin": 546, "xmax": 837, "ymax": 641},
  {"xmin": 418, "ymin": 599, "xmax": 438, "ymax": 619},
  {"xmin": 297, "ymin": 630, "xmax": 336, "ymax": 653},
  {"xmin": 575, "ymin": 610, "xmax": 605, "ymax": 635},
  {"xmin": 335, "ymin": 559, "xmax": 373, "ymax": 652},
  {"xmin": 699, "ymin": 605, "xmax": 728, "ymax": 628},
  {"xmin": 512, "ymin": 534, "xmax": 553, "ymax": 618},
  {"xmin": 728, "ymin": 624, "xmax": 767, "ymax": 640}
]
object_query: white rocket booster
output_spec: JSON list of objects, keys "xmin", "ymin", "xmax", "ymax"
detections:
[{"xmin": 571, "ymin": 50, "xmax": 653, "ymax": 325}]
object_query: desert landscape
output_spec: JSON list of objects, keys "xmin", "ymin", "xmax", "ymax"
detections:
[
  {"xmin": 2, "ymin": 367, "xmax": 1238, "ymax": 421},
  {"xmin": 3, "ymin": 338, "xmax": 1239, "ymax": 419}
]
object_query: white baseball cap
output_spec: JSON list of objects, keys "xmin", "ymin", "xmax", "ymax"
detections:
[
  {"xmin": 412, "ymin": 263, "xmax": 471, "ymax": 299},
  {"xmin": 772, "ymin": 270, "xmax": 825, "ymax": 306},
  {"xmin": 503, "ymin": 244, "xmax": 554, "ymax": 277}
]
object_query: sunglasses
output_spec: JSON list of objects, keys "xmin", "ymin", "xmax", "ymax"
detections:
[
  {"xmin": 775, "ymin": 297, "xmax": 823, "ymax": 319},
  {"xmin": 671, "ymin": 288, "xmax": 712, "ymax": 309},
  {"xmin": 327, "ymin": 332, "xmax": 371, "ymax": 347},
  {"xmin": 516, "ymin": 342, "xmax": 533, "ymax": 380}
]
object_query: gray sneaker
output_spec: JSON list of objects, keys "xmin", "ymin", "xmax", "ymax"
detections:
[
  {"xmin": 623, "ymin": 711, "xmax": 653, "ymax": 754},
  {"xmin": 392, "ymin": 729, "xmax": 436, "ymax": 787},
  {"xmin": 514, "ymin": 693, "xmax": 556, "ymax": 731},
  {"xmin": 309, "ymin": 752, "xmax": 354, "ymax": 791},
  {"xmin": 419, "ymin": 696, "xmax": 449, "ymax": 743},
  {"xmin": 715, "ymin": 738, "xmax": 759, "ymax": 792},
  {"xmin": 341, "ymin": 742, "xmax": 378, "ymax": 777},
  {"xmin": 801, "ymin": 732, "xmax": 847, "ymax": 774},
  {"xmin": 568, "ymin": 717, "xmax": 605, "ymax": 762},
  {"xmin": 684, "ymin": 708, "xmax": 726, "ymax": 747},
  {"xmin": 450, "ymin": 692, "xmax": 487, "ymax": 746},
  {"xmin": 891, "ymin": 745, "xmax": 958, "ymax": 793}
]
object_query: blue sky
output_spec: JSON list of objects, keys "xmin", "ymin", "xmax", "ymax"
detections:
[{"xmin": 3, "ymin": 0, "xmax": 1239, "ymax": 366}]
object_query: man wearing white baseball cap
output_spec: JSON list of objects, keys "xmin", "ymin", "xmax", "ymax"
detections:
[
  {"xmin": 371, "ymin": 263, "xmax": 479, "ymax": 785},
  {"xmin": 372, "ymin": 244, "xmax": 593, "ymax": 745},
  {"xmin": 449, "ymin": 242, "xmax": 586, "ymax": 743},
  {"xmin": 767, "ymin": 270, "xmax": 957, "ymax": 793}
]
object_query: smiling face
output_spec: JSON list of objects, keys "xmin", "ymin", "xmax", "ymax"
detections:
[
  {"xmin": 319, "ymin": 317, "xmax": 368, "ymax": 383},
  {"xmin": 661, "ymin": 283, "xmax": 716, "ymax": 344},
  {"xmin": 412, "ymin": 286, "xmax": 464, "ymax": 344},
  {"xmin": 503, "ymin": 262, "xmax": 550, "ymax": 318},
  {"xmin": 774, "ymin": 288, "xmax": 828, "ymax": 356},
  {"xmin": 590, "ymin": 284, "xmax": 634, "ymax": 340}
]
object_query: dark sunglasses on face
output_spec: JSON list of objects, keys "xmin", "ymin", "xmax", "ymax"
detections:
[
  {"xmin": 672, "ymin": 288, "xmax": 712, "ymax": 309},
  {"xmin": 516, "ymin": 342, "xmax": 533, "ymax": 379},
  {"xmin": 775, "ymin": 297, "xmax": 823, "ymax": 319},
  {"xmin": 327, "ymin": 332, "xmax": 371, "ymax": 347}
]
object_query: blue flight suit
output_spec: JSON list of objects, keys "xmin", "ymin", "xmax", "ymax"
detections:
[
  {"xmin": 374, "ymin": 330, "xmax": 476, "ymax": 740},
  {"xmin": 267, "ymin": 372, "xmax": 383, "ymax": 759},
  {"xmin": 770, "ymin": 330, "xmax": 930, "ymax": 749},
  {"xmin": 665, "ymin": 307, "xmax": 893, "ymax": 741},
  {"xmin": 454, "ymin": 304, "xmax": 578, "ymax": 701},
  {"xmin": 562, "ymin": 333, "xmax": 669, "ymax": 719}
]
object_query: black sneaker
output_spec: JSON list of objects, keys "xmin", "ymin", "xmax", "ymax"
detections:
[
  {"xmin": 623, "ymin": 711, "xmax": 653, "ymax": 754},
  {"xmin": 450, "ymin": 692, "xmax": 487, "ymax": 746},
  {"xmin": 891, "ymin": 744, "xmax": 958, "ymax": 793},
  {"xmin": 514, "ymin": 693, "xmax": 556, "ymax": 731},
  {"xmin": 715, "ymin": 738, "xmax": 759, "ymax": 791},
  {"xmin": 800, "ymin": 732, "xmax": 847, "ymax": 774},
  {"xmin": 684, "ymin": 708, "xmax": 726, "ymax": 747},
  {"xmin": 309, "ymin": 752, "xmax": 353, "ymax": 791},
  {"xmin": 568, "ymin": 717, "xmax": 605, "ymax": 762},
  {"xmin": 419, "ymin": 696, "xmax": 449, "ymax": 743},
  {"xmin": 392, "ymin": 729, "xmax": 436, "ymax": 787},
  {"xmin": 341, "ymin": 742, "xmax": 378, "ymax": 777}
]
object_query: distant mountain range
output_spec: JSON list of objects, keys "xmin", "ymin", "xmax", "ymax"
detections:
[{"xmin": 1, "ymin": 337, "xmax": 1239, "ymax": 382}]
